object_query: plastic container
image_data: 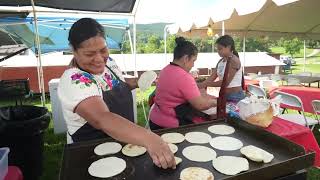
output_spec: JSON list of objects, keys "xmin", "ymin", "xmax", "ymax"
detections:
[{"xmin": 0, "ymin": 147, "xmax": 10, "ymax": 180}]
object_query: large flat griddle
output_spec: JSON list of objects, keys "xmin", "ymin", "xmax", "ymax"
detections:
[{"xmin": 60, "ymin": 117, "xmax": 315, "ymax": 180}]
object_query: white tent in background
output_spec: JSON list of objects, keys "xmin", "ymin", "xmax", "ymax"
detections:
[{"xmin": 166, "ymin": 0, "xmax": 320, "ymax": 71}]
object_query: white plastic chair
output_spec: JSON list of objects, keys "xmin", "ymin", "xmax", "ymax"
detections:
[
  {"xmin": 274, "ymin": 91, "xmax": 318, "ymax": 130},
  {"xmin": 138, "ymin": 71, "xmax": 157, "ymax": 128},
  {"xmin": 247, "ymin": 84, "xmax": 267, "ymax": 98},
  {"xmin": 145, "ymin": 104, "xmax": 155, "ymax": 129},
  {"xmin": 259, "ymin": 80, "xmax": 278, "ymax": 89}
]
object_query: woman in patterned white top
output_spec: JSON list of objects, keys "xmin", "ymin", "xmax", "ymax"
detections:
[{"xmin": 58, "ymin": 18, "xmax": 175, "ymax": 169}]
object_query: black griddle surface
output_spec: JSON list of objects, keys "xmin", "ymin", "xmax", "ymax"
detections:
[{"xmin": 60, "ymin": 118, "xmax": 314, "ymax": 180}]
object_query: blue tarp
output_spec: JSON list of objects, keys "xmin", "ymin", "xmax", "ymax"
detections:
[{"xmin": 0, "ymin": 16, "xmax": 129, "ymax": 53}]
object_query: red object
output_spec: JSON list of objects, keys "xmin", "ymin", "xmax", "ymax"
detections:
[
  {"xmin": 244, "ymin": 79, "xmax": 260, "ymax": 90},
  {"xmin": 266, "ymin": 117, "xmax": 320, "ymax": 167},
  {"xmin": 4, "ymin": 166, "xmax": 23, "ymax": 180},
  {"xmin": 269, "ymin": 86, "xmax": 320, "ymax": 113}
]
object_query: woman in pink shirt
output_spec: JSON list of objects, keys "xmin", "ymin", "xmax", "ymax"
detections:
[{"xmin": 149, "ymin": 37, "xmax": 217, "ymax": 130}]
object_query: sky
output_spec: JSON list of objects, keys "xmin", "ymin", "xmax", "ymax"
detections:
[{"xmin": 135, "ymin": 0, "xmax": 220, "ymax": 24}]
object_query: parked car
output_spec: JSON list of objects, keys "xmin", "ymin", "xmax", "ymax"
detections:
[{"xmin": 280, "ymin": 56, "xmax": 296, "ymax": 65}]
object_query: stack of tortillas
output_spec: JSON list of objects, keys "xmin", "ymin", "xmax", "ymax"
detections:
[
  {"xmin": 161, "ymin": 132, "xmax": 185, "ymax": 144},
  {"xmin": 94, "ymin": 142, "xmax": 122, "ymax": 156},
  {"xmin": 180, "ymin": 167, "xmax": 214, "ymax": 180},
  {"xmin": 212, "ymin": 156, "xmax": 249, "ymax": 175},
  {"xmin": 88, "ymin": 157, "xmax": 126, "ymax": 178},
  {"xmin": 122, "ymin": 144, "xmax": 146, "ymax": 157}
]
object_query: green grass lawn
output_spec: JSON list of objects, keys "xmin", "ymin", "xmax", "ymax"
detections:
[{"xmin": 2, "ymin": 88, "xmax": 320, "ymax": 180}]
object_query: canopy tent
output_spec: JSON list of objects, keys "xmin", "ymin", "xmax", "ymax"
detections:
[
  {"xmin": 0, "ymin": 15, "xmax": 130, "ymax": 53},
  {"xmin": 168, "ymin": 0, "xmax": 320, "ymax": 39},
  {"xmin": 0, "ymin": 0, "xmax": 140, "ymax": 106},
  {"xmin": 166, "ymin": 0, "xmax": 319, "ymax": 71},
  {"xmin": 0, "ymin": 0, "xmax": 136, "ymax": 13}
]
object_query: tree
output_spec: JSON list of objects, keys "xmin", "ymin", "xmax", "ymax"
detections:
[
  {"xmin": 281, "ymin": 38, "xmax": 303, "ymax": 57},
  {"xmin": 165, "ymin": 35, "xmax": 176, "ymax": 53},
  {"xmin": 237, "ymin": 37, "xmax": 271, "ymax": 52},
  {"xmin": 307, "ymin": 40, "xmax": 320, "ymax": 49},
  {"xmin": 144, "ymin": 35, "xmax": 161, "ymax": 53}
]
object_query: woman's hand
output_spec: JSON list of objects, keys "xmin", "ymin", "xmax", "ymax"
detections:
[{"xmin": 144, "ymin": 131, "xmax": 176, "ymax": 169}]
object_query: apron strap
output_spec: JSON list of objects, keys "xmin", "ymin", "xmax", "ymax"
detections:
[
  {"xmin": 217, "ymin": 58, "xmax": 231, "ymax": 119},
  {"xmin": 105, "ymin": 58, "xmax": 123, "ymax": 82}
]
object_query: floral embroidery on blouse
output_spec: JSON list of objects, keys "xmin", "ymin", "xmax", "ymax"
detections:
[
  {"xmin": 103, "ymin": 73, "xmax": 120, "ymax": 90},
  {"xmin": 71, "ymin": 72, "xmax": 97, "ymax": 88},
  {"xmin": 70, "ymin": 70, "xmax": 120, "ymax": 91}
]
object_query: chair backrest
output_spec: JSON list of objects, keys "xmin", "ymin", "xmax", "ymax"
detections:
[
  {"xmin": 259, "ymin": 80, "xmax": 278, "ymax": 89},
  {"xmin": 287, "ymin": 78, "xmax": 301, "ymax": 86},
  {"xmin": 247, "ymin": 84, "xmax": 266, "ymax": 98},
  {"xmin": 297, "ymin": 72, "xmax": 312, "ymax": 76},
  {"xmin": 312, "ymin": 100, "xmax": 320, "ymax": 120},
  {"xmin": 273, "ymin": 91, "xmax": 304, "ymax": 111},
  {"xmin": 312, "ymin": 73, "xmax": 320, "ymax": 77}
]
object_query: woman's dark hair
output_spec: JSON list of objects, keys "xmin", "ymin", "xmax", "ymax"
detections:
[
  {"xmin": 68, "ymin": 18, "xmax": 105, "ymax": 50},
  {"xmin": 173, "ymin": 37, "xmax": 198, "ymax": 60},
  {"xmin": 215, "ymin": 35, "xmax": 239, "ymax": 57}
]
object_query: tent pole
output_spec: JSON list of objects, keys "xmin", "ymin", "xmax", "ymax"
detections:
[
  {"xmin": 303, "ymin": 40, "xmax": 306, "ymax": 72},
  {"xmin": 164, "ymin": 26, "xmax": 168, "ymax": 64},
  {"xmin": 31, "ymin": 0, "xmax": 46, "ymax": 107},
  {"xmin": 133, "ymin": 15, "xmax": 137, "ymax": 77},
  {"xmin": 127, "ymin": 29, "xmax": 134, "ymax": 55},
  {"xmin": 242, "ymin": 35, "xmax": 246, "ymax": 74},
  {"xmin": 222, "ymin": 21, "xmax": 225, "ymax": 35}
]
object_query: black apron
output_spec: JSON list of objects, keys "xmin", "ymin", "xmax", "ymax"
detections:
[
  {"xmin": 152, "ymin": 62, "xmax": 209, "ymax": 130},
  {"xmin": 70, "ymin": 65, "xmax": 134, "ymax": 143}
]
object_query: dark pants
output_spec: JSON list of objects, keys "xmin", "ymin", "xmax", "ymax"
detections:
[{"xmin": 149, "ymin": 120, "xmax": 164, "ymax": 131}]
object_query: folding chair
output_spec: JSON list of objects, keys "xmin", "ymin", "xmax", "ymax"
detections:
[
  {"xmin": 287, "ymin": 78, "xmax": 301, "ymax": 86},
  {"xmin": 274, "ymin": 91, "xmax": 318, "ymax": 130},
  {"xmin": 247, "ymin": 84, "xmax": 267, "ymax": 99},
  {"xmin": 312, "ymin": 100, "xmax": 320, "ymax": 123},
  {"xmin": 312, "ymin": 73, "xmax": 320, "ymax": 88}
]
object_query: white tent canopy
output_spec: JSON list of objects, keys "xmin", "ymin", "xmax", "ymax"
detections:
[{"xmin": 168, "ymin": 0, "xmax": 320, "ymax": 40}]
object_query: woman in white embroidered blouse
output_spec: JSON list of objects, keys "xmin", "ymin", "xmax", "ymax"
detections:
[{"xmin": 58, "ymin": 18, "xmax": 175, "ymax": 169}]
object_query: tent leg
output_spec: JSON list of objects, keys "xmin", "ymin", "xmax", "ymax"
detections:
[
  {"xmin": 133, "ymin": 16, "xmax": 137, "ymax": 77},
  {"xmin": 242, "ymin": 35, "xmax": 246, "ymax": 74},
  {"xmin": 222, "ymin": 21, "xmax": 225, "ymax": 36},
  {"xmin": 303, "ymin": 40, "xmax": 306, "ymax": 72},
  {"xmin": 164, "ymin": 26, "xmax": 167, "ymax": 64},
  {"xmin": 31, "ymin": 0, "xmax": 46, "ymax": 107}
]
